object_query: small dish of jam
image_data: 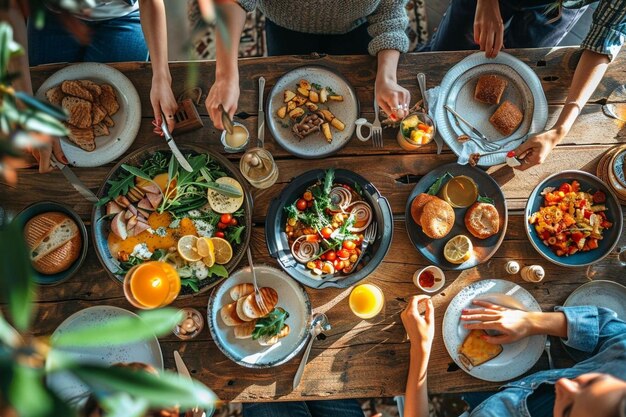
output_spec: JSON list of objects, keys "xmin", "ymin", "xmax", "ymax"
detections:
[{"xmin": 413, "ymin": 266, "xmax": 445, "ymax": 293}]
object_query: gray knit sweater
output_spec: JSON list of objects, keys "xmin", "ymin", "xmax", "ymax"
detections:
[{"xmin": 238, "ymin": 0, "xmax": 409, "ymax": 56}]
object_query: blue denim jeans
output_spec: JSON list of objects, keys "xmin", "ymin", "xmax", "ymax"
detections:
[
  {"xmin": 242, "ymin": 399, "xmax": 365, "ymax": 417},
  {"xmin": 27, "ymin": 9, "xmax": 148, "ymax": 66},
  {"xmin": 422, "ymin": 0, "xmax": 588, "ymax": 51}
]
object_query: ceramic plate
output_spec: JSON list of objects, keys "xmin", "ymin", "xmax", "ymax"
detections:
[
  {"xmin": 266, "ymin": 66, "xmax": 359, "ymax": 158},
  {"xmin": 208, "ymin": 265, "xmax": 311, "ymax": 368},
  {"xmin": 435, "ymin": 52, "xmax": 548, "ymax": 166},
  {"xmin": 13, "ymin": 201, "xmax": 88, "ymax": 285},
  {"xmin": 46, "ymin": 306, "xmax": 163, "ymax": 406},
  {"xmin": 525, "ymin": 171, "xmax": 623, "ymax": 267},
  {"xmin": 564, "ymin": 280, "xmax": 626, "ymax": 320},
  {"xmin": 405, "ymin": 162, "xmax": 507, "ymax": 270},
  {"xmin": 35, "ymin": 63, "xmax": 141, "ymax": 167},
  {"xmin": 442, "ymin": 279, "xmax": 546, "ymax": 382}
]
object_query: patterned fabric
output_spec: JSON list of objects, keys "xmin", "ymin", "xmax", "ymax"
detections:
[
  {"xmin": 579, "ymin": 0, "xmax": 626, "ymax": 61},
  {"xmin": 188, "ymin": 0, "xmax": 428, "ymax": 59}
]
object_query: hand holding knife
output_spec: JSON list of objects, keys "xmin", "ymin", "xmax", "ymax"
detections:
[{"xmin": 161, "ymin": 112, "xmax": 193, "ymax": 172}]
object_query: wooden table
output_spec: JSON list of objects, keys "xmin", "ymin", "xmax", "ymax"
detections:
[{"xmin": 2, "ymin": 47, "xmax": 626, "ymax": 402}]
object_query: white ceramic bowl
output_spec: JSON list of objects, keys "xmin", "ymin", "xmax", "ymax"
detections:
[{"xmin": 413, "ymin": 265, "xmax": 445, "ymax": 293}]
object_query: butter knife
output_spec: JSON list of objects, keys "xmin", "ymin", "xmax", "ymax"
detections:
[
  {"xmin": 50, "ymin": 155, "xmax": 99, "ymax": 204},
  {"xmin": 444, "ymin": 105, "xmax": 491, "ymax": 143},
  {"xmin": 174, "ymin": 351, "xmax": 205, "ymax": 417},
  {"xmin": 161, "ymin": 113, "xmax": 193, "ymax": 172},
  {"xmin": 258, "ymin": 76, "xmax": 265, "ymax": 148}
]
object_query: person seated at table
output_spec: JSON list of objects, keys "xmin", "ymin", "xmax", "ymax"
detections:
[
  {"xmin": 204, "ymin": 0, "xmax": 412, "ymax": 130},
  {"xmin": 423, "ymin": 0, "xmax": 626, "ymax": 170},
  {"xmin": 401, "ymin": 295, "xmax": 626, "ymax": 417}
]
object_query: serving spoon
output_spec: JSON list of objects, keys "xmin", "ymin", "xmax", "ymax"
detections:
[{"xmin": 293, "ymin": 313, "xmax": 331, "ymax": 390}]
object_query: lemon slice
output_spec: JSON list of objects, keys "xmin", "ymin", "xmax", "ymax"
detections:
[
  {"xmin": 444, "ymin": 235, "xmax": 473, "ymax": 264},
  {"xmin": 207, "ymin": 177, "xmax": 244, "ymax": 214},
  {"xmin": 197, "ymin": 237, "xmax": 215, "ymax": 267},
  {"xmin": 210, "ymin": 237, "xmax": 233, "ymax": 264},
  {"xmin": 177, "ymin": 235, "xmax": 201, "ymax": 262}
]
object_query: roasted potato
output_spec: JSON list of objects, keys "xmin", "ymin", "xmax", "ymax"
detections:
[
  {"xmin": 284, "ymin": 90, "xmax": 296, "ymax": 103},
  {"xmin": 289, "ymin": 107, "xmax": 305, "ymax": 120},
  {"xmin": 318, "ymin": 109, "xmax": 335, "ymax": 122},
  {"xmin": 305, "ymin": 102, "xmax": 318, "ymax": 112},
  {"xmin": 287, "ymin": 101, "xmax": 297, "ymax": 112},
  {"xmin": 309, "ymin": 91, "xmax": 319, "ymax": 103},
  {"xmin": 321, "ymin": 122, "xmax": 332, "ymax": 143},
  {"xmin": 292, "ymin": 95, "xmax": 307, "ymax": 106},
  {"xmin": 297, "ymin": 87, "xmax": 310, "ymax": 98},
  {"xmin": 331, "ymin": 117, "xmax": 345, "ymax": 131},
  {"xmin": 299, "ymin": 80, "xmax": 311, "ymax": 91},
  {"xmin": 329, "ymin": 95, "xmax": 344, "ymax": 102},
  {"xmin": 277, "ymin": 106, "xmax": 287, "ymax": 119},
  {"xmin": 320, "ymin": 87, "xmax": 328, "ymax": 103}
]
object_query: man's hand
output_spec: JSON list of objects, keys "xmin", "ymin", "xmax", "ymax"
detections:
[
  {"xmin": 474, "ymin": 0, "xmax": 504, "ymax": 58},
  {"xmin": 30, "ymin": 135, "xmax": 67, "ymax": 173}
]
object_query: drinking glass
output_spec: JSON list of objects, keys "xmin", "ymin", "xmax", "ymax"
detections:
[
  {"xmin": 349, "ymin": 284, "xmax": 384, "ymax": 319},
  {"xmin": 239, "ymin": 147, "xmax": 278, "ymax": 189}
]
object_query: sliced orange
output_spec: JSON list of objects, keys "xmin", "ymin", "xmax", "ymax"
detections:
[{"xmin": 210, "ymin": 237, "xmax": 233, "ymax": 264}]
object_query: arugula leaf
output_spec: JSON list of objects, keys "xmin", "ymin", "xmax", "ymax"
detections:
[
  {"xmin": 225, "ymin": 225, "xmax": 246, "ymax": 245},
  {"xmin": 323, "ymin": 169, "xmax": 334, "ymax": 195},
  {"xmin": 207, "ymin": 264, "xmax": 228, "ymax": 278},
  {"xmin": 427, "ymin": 172, "xmax": 453, "ymax": 196},
  {"xmin": 121, "ymin": 164, "xmax": 152, "ymax": 182},
  {"xmin": 477, "ymin": 195, "xmax": 495, "ymax": 205},
  {"xmin": 181, "ymin": 277, "xmax": 199, "ymax": 292},
  {"xmin": 99, "ymin": 173, "xmax": 136, "ymax": 206},
  {"xmin": 252, "ymin": 308, "xmax": 289, "ymax": 340},
  {"xmin": 311, "ymin": 83, "xmax": 322, "ymax": 91}
]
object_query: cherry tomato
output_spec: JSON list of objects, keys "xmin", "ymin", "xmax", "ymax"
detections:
[
  {"xmin": 342, "ymin": 240, "xmax": 356, "ymax": 250},
  {"xmin": 333, "ymin": 259, "xmax": 344, "ymax": 270},
  {"xmin": 307, "ymin": 200, "xmax": 314, "ymax": 208},
  {"xmin": 303, "ymin": 191, "xmax": 313, "ymax": 201},
  {"xmin": 296, "ymin": 199, "xmax": 307, "ymax": 211},
  {"xmin": 229, "ymin": 218, "xmax": 238, "ymax": 226},
  {"xmin": 558, "ymin": 183, "xmax": 572, "ymax": 193},
  {"xmin": 215, "ymin": 231, "xmax": 225, "ymax": 238},
  {"xmin": 320, "ymin": 253, "xmax": 327, "ymax": 261},
  {"xmin": 325, "ymin": 251, "xmax": 337, "ymax": 261},
  {"xmin": 217, "ymin": 222, "xmax": 227, "ymax": 230},
  {"xmin": 337, "ymin": 249, "xmax": 350, "ymax": 260},
  {"xmin": 321, "ymin": 227, "xmax": 333, "ymax": 239},
  {"xmin": 220, "ymin": 214, "xmax": 233, "ymax": 224},
  {"xmin": 593, "ymin": 191, "xmax": 606, "ymax": 204}
]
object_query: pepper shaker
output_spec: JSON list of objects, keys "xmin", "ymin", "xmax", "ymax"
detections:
[
  {"xmin": 521, "ymin": 265, "xmax": 545, "ymax": 283},
  {"xmin": 505, "ymin": 260, "xmax": 520, "ymax": 275}
]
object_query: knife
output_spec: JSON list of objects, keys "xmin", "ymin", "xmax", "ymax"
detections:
[
  {"xmin": 257, "ymin": 76, "xmax": 265, "ymax": 148},
  {"xmin": 161, "ymin": 113, "xmax": 193, "ymax": 172},
  {"xmin": 444, "ymin": 105, "xmax": 491, "ymax": 143},
  {"xmin": 50, "ymin": 156, "xmax": 99, "ymax": 204},
  {"xmin": 174, "ymin": 351, "xmax": 205, "ymax": 417}
]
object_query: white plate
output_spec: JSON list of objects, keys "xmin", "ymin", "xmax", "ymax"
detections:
[
  {"xmin": 266, "ymin": 66, "xmax": 359, "ymax": 159},
  {"xmin": 208, "ymin": 265, "xmax": 311, "ymax": 368},
  {"xmin": 442, "ymin": 279, "xmax": 546, "ymax": 382},
  {"xmin": 35, "ymin": 63, "xmax": 141, "ymax": 167},
  {"xmin": 435, "ymin": 52, "xmax": 548, "ymax": 166},
  {"xmin": 564, "ymin": 280, "xmax": 626, "ymax": 320},
  {"xmin": 46, "ymin": 306, "xmax": 163, "ymax": 406}
]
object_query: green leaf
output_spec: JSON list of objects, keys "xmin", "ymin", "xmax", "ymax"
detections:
[
  {"xmin": 168, "ymin": 153, "xmax": 178, "ymax": 182},
  {"xmin": 15, "ymin": 91, "xmax": 67, "ymax": 121},
  {"xmin": 68, "ymin": 365, "xmax": 217, "ymax": 410},
  {"xmin": 0, "ymin": 312, "xmax": 21, "ymax": 348},
  {"xmin": 252, "ymin": 308, "xmax": 289, "ymax": 340},
  {"xmin": 181, "ymin": 277, "xmax": 200, "ymax": 292},
  {"xmin": 20, "ymin": 110, "xmax": 68, "ymax": 136},
  {"xmin": 121, "ymin": 164, "xmax": 152, "ymax": 182},
  {"xmin": 208, "ymin": 264, "xmax": 228, "ymax": 278},
  {"xmin": 0, "ymin": 23, "xmax": 13, "ymax": 76},
  {"xmin": 100, "ymin": 393, "xmax": 149, "ymax": 417},
  {"xmin": 477, "ymin": 195, "xmax": 495, "ymax": 205},
  {"xmin": 225, "ymin": 225, "xmax": 246, "ymax": 245},
  {"xmin": 50, "ymin": 308, "xmax": 184, "ymax": 349},
  {"xmin": 427, "ymin": 172, "xmax": 453, "ymax": 196},
  {"xmin": 8, "ymin": 364, "xmax": 76, "ymax": 417},
  {"xmin": 205, "ymin": 181, "xmax": 242, "ymax": 198}
]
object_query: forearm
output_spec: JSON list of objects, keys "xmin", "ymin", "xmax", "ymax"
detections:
[
  {"xmin": 404, "ymin": 347, "xmax": 430, "ymax": 417},
  {"xmin": 376, "ymin": 49, "xmax": 400, "ymax": 84},
  {"xmin": 215, "ymin": 3, "xmax": 246, "ymax": 82},
  {"xmin": 139, "ymin": 0, "xmax": 171, "ymax": 81},
  {"xmin": 528, "ymin": 311, "xmax": 568, "ymax": 338},
  {"xmin": 3, "ymin": 0, "xmax": 32, "ymax": 93}
]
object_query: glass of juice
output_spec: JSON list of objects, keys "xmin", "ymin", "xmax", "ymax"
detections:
[
  {"xmin": 123, "ymin": 261, "xmax": 181, "ymax": 309},
  {"xmin": 349, "ymin": 283, "xmax": 384, "ymax": 319},
  {"xmin": 220, "ymin": 122, "xmax": 250, "ymax": 153}
]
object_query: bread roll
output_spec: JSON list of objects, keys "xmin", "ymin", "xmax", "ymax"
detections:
[
  {"xmin": 420, "ymin": 198, "xmax": 455, "ymax": 239},
  {"xmin": 234, "ymin": 320, "xmax": 257, "ymax": 339},
  {"xmin": 242, "ymin": 287, "xmax": 278, "ymax": 319},
  {"xmin": 410, "ymin": 193, "xmax": 436, "ymax": 227},
  {"xmin": 229, "ymin": 283, "xmax": 254, "ymax": 301},
  {"xmin": 24, "ymin": 212, "xmax": 81, "ymax": 274},
  {"xmin": 465, "ymin": 202, "xmax": 500, "ymax": 239},
  {"xmin": 236, "ymin": 297, "xmax": 255, "ymax": 322},
  {"xmin": 489, "ymin": 100, "xmax": 523, "ymax": 136},
  {"xmin": 474, "ymin": 75, "xmax": 508, "ymax": 105},
  {"xmin": 220, "ymin": 302, "xmax": 245, "ymax": 326}
]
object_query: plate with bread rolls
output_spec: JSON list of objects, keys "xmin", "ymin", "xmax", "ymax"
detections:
[
  {"xmin": 442, "ymin": 279, "xmax": 546, "ymax": 382},
  {"xmin": 405, "ymin": 162, "xmax": 507, "ymax": 270},
  {"xmin": 435, "ymin": 52, "xmax": 548, "ymax": 166},
  {"xmin": 14, "ymin": 201, "xmax": 88, "ymax": 285},
  {"xmin": 208, "ymin": 265, "xmax": 311, "ymax": 368}
]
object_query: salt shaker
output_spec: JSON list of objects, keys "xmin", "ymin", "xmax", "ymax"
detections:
[
  {"xmin": 173, "ymin": 308, "xmax": 204, "ymax": 340},
  {"xmin": 505, "ymin": 260, "xmax": 520, "ymax": 275},
  {"xmin": 521, "ymin": 265, "xmax": 545, "ymax": 283}
]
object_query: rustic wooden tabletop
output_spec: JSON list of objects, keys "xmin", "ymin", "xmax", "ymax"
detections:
[{"xmin": 1, "ymin": 47, "xmax": 625, "ymax": 403}]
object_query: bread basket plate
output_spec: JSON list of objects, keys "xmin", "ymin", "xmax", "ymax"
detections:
[
  {"xmin": 35, "ymin": 62, "xmax": 141, "ymax": 167},
  {"xmin": 13, "ymin": 200, "xmax": 88, "ymax": 285},
  {"xmin": 46, "ymin": 306, "xmax": 163, "ymax": 407},
  {"xmin": 442, "ymin": 279, "xmax": 546, "ymax": 382},
  {"xmin": 208, "ymin": 265, "xmax": 311, "ymax": 368},
  {"xmin": 405, "ymin": 162, "xmax": 507, "ymax": 270},
  {"xmin": 266, "ymin": 65, "xmax": 359, "ymax": 159},
  {"xmin": 435, "ymin": 52, "xmax": 548, "ymax": 166}
]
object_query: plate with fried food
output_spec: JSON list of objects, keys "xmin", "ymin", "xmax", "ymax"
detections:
[
  {"xmin": 208, "ymin": 265, "xmax": 311, "ymax": 368},
  {"xmin": 36, "ymin": 63, "xmax": 141, "ymax": 167},
  {"xmin": 405, "ymin": 162, "xmax": 507, "ymax": 270},
  {"xmin": 266, "ymin": 65, "xmax": 359, "ymax": 159},
  {"xmin": 442, "ymin": 279, "xmax": 546, "ymax": 382}
]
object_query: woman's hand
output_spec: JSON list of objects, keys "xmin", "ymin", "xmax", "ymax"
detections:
[
  {"xmin": 460, "ymin": 300, "xmax": 539, "ymax": 344},
  {"xmin": 474, "ymin": 0, "xmax": 504, "ymax": 58},
  {"xmin": 150, "ymin": 75, "xmax": 178, "ymax": 134},
  {"xmin": 31, "ymin": 135, "xmax": 67, "ymax": 173},
  {"xmin": 513, "ymin": 128, "xmax": 564, "ymax": 170},
  {"xmin": 401, "ymin": 295, "xmax": 435, "ymax": 355},
  {"xmin": 376, "ymin": 78, "xmax": 411, "ymax": 121},
  {"xmin": 206, "ymin": 75, "xmax": 240, "ymax": 130}
]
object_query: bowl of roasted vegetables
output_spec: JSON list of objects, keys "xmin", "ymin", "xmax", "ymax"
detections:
[
  {"xmin": 265, "ymin": 169, "xmax": 393, "ymax": 289},
  {"xmin": 525, "ymin": 171, "xmax": 623, "ymax": 267}
]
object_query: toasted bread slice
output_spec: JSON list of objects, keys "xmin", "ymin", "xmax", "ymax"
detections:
[
  {"xmin": 465, "ymin": 202, "xmax": 500, "ymax": 239},
  {"xmin": 92, "ymin": 104, "xmax": 107, "ymax": 125},
  {"xmin": 458, "ymin": 329, "xmax": 503, "ymax": 369},
  {"xmin": 234, "ymin": 320, "xmax": 257, "ymax": 339},
  {"xmin": 100, "ymin": 84, "xmax": 120, "ymax": 116},
  {"xmin": 489, "ymin": 100, "xmax": 523, "ymax": 136},
  {"xmin": 61, "ymin": 80, "xmax": 93, "ymax": 102},
  {"xmin": 420, "ymin": 198, "xmax": 455, "ymax": 239},
  {"xmin": 45, "ymin": 86, "xmax": 65, "ymax": 107},
  {"xmin": 242, "ymin": 287, "xmax": 278, "ymax": 319},
  {"xmin": 474, "ymin": 75, "xmax": 508, "ymax": 105},
  {"xmin": 93, "ymin": 122, "xmax": 110, "ymax": 137},
  {"xmin": 236, "ymin": 297, "xmax": 255, "ymax": 322},
  {"xmin": 229, "ymin": 283, "xmax": 254, "ymax": 301},
  {"xmin": 78, "ymin": 79, "xmax": 102, "ymax": 97},
  {"xmin": 220, "ymin": 302, "xmax": 245, "ymax": 326},
  {"xmin": 62, "ymin": 96, "xmax": 92, "ymax": 129},
  {"xmin": 103, "ymin": 115, "xmax": 115, "ymax": 127},
  {"xmin": 410, "ymin": 193, "xmax": 437, "ymax": 227},
  {"xmin": 64, "ymin": 123, "xmax": 95, "ymax": 151}
]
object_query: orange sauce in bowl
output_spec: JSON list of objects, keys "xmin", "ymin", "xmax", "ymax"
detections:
[{"xmin": 440, "ymin": 176, "xmax": 478, "ymax": 208}]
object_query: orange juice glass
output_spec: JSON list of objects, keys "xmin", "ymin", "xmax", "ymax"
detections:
[
  {"xmin": 349, "ymin": 284, "xmax": 384, "ymax": 319},
  {"xmin": 123, "ymin": 261, "xmax": 181, "ymax": 309}
]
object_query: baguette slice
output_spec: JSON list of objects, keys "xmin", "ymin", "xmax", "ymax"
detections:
[
  {"xmin": 24, "ymin": 212, "xmax": 81, "ymax": 275},
  {"xmin": 241, "ymin": 287, "xmax": 278, "ymax": 319},
  {"xmin": 220, "ymin": 302, "xmax": 245, "ymax": 326},
  {"xmin": 234, "ymin": 320, "xmax": 257, "ymax": 339},
  {"xmin": 236, "ymin": 297, "xmax": 255, "ymax": 322},
  {"xmin": 229, "ymin": 283, "xmax": 254, "ymax": 301}
]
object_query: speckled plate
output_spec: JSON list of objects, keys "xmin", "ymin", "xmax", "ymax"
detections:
[
  {"xmin": 266, "ymin": 65, "xmax": 359, "ymax": 159},
  {"xmin": 564, "ymin": 280, "xmax": 626, "ymax": 320},
  {"xmin": 442, "ymin": 279, "xmax": 546, "ymax": 382},
  {"xmin": 35, "ymin": 63, "xmax": 141, "ymax": 167},
  {"xmin": 46, "ymin": 306, "xmax": 163, "ymax": 407},
  {"xmin": 208, "ymin": 265, "xmax": 311, "ymax": 368}
]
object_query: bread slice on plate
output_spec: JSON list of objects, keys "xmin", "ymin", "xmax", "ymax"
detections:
[
  {"xmin": 242, "ymin": 287, "xmax": 278, "ymax": 319},
  {"xmin": 229, "ymin": 283, "xmax": 254, "ymax": 301},
  {"xmin": 410, "ymin": 193, "xmax": 437, "ymax": 227},
  {"xmin": 78, "ymin": 79, "xmax": 102, "ymax": 97},
  {"xmin": 420, "ymin": 198, "xmax": 455, "ymax": 239},
  {"xmin": 234, "ymin": 320, "xmax": 257, "ymax": 339},
  {"xmin": 258, "ymin": 324, "xmax": 290, "ymax": 346},
  {"xmin": 45, "ymin": 86, "xmax": 65, "ymax": 107},
  {"xmin": 220, "ymin": 302, "xmax": 245, "ymax": 326},
  {"xmin": 474, "ymin": 75, "xmax": 508, "ymax": 105},
  {"xmin": 100, "ymin": 84, "xmax": 120, "ymax": 116},
  {"xmin": 24, "ymin": 212, "xmax": 81, "ymax": 275},
  {"xmin": 465, "ymin": 202, "xmax": 500, "ymax": 239},
  {"xmin": 490, "ymin": 100, "xmax": 523, "ymax": 136},
  {"xmin": 92, "ymin": 103, "xmax": 107, "ymax": 125},
  {"xmin": 236, "ymin": 297, "xmax": 255, "ymax": 322},
  {"xmin": 458, "ymin": 329, "xmax": 503, "ymax": 369},
  {"xmin": 62, "ymin": 96, "xmax": 92, "ymax": 129},
  {"xmin": 64, "ymin": 123, "xmax": 96, "ymax": 152},
  {"xmin": 93, "ymin": 122, "xmax": 110, "ymax": 137},
  {"xmin": 61, "ymin": 80, "xmax": 93, "ymax": 102},
  {"xmin": 103, "ymin": 115, "xmax": 115, "ymax": 127}
]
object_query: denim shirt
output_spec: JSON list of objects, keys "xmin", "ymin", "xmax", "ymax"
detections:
[{"xmin": 466, "ymin": 306, "xmax": 626, "ymax": 417}]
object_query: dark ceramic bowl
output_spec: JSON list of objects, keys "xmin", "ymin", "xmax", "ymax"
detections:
[{"xmin": 265, "ymin": 169, "xmax": 393, "ymax": 289}]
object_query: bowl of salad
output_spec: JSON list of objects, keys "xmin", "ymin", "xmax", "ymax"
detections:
[
  {"xmin": 265, "ymin": 169, "xmax": 393, "ymax": 289},
  {"xmin": 525, "ymin": 171, "xmax": 623, "ymax": 267}
]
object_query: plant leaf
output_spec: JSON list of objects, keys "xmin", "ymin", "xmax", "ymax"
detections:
[
  {"xmin": 426, "ymin": 172, "xmax": 453, "ymax": 196},
  {"xmin": 50, "ymin": 308, "xmax": 184, "ymax": 349},
  {"xmin": 0, "ymin": 23, "xmax": 14, "ymax": 76},
  {"xmin": 20, "ymin": 109, "xmax": 69, "ymax": 136},
  {"xmin": 205, "ymin": 181, "xmax": 242, "ymax": 198},
  {"xmin": 0, "ymin": 312, "xmax": 21, "ymax": 348},
  {"xmin": 15, "ymin": 91, "xmax": 67, "ymax": 121},
  {"xmin": 100, "ymin": 393, "xmax": 149, "ymax": 417},
  {"xmin": 168, "ymin": 152, "xmax": 178, "ymax": 182},
  {"xmin": 121, "ymin": 164, "xmax": 152, "ymax": 181},
  {"xmin": 477, "ymin": 195, "xmax": 495, "ymax": 205},
  {"xmin": 208, "ymin": 264, "xmax": 228, "ymax": 278}
]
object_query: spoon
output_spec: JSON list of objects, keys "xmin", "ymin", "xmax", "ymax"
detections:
[
  {"xmin": 293, "ymin": 313, "xmax": 331, "ymax": 390},
  {"xmin": 219, "ymin": 104, "xmax": 234, "ymax": 135},
  {"xmin": 417, "ymin": 73, "xmax": 428, "ymax": 114}
]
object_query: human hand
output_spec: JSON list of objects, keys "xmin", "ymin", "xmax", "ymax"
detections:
[
  {"xmin": 401, "ymin": 295, "xmax": 435, "ymax": 354},
  {"xmin": 30, "ymin": 135, "xmax": 67, "ymax": 173},
  {"xmin": 375, "ymin": 78, "xmax": 411, "ymax": 121},
  {"xmin": 150, "ymin": 75, "xmax": 178, "ymax": 135},
  {"xmin": 513, "ymin": 128, "xmax": 564, "ymax": 170},
  {"xmin": 474, "ymin": 0, "xmax": 504, "ymax": 58},
  {"xmin": 206, "ymin": 75, "xmax": 240, "ymax": 130},
  {"xmin": 460, "ymin": 300, "xmax": 539, "ymax": 344}
]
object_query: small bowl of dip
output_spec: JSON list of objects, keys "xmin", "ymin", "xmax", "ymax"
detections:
[
  {"xmin": 413, "ymin": 265, "xmax": 445, "ymax": 293},
  {"xmin": 220, "ymin": 122, "xmax": 249, "ymax": 153},
  {"xmin": 438, "ymin": 175, "xmax": 478, "ymax": 208}
]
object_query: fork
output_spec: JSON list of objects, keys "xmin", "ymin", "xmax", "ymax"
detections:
[
  {"xmin": 246, "ymin": 247, "xmax": 267, "ymax": 314},
  {"xmin": 371, "ymin": 91, "xmax": 383, "ymax": 148},
  {"xmin": 545, "ymin": 338, "xmax": 554, "ymax": 370},
  {"xmin": 352, "ymin": 223, "xmax": 378, "ymax": 271}
]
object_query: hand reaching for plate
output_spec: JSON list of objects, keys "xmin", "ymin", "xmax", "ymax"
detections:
[
  {"xmin": 474, "ymin": 0, "xmax": 504, "ymax": 58},
  {"xmin": 150, "ymin": 79, "xmax": 178, "ymax": 134},
  {"xmin": 376, "ymin": 78, "xmax": 411, "ymax": 121},
  {"xmin": 206, "ymin": 76, "xmax": 240, "ymax": 130},
  {"xmin": 460, "ymin": 300, "xmax": 535, "ymax": 344},
  {"xmin": 513, "ymin": 129, "xmax": 563, "ymax": 170}
]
